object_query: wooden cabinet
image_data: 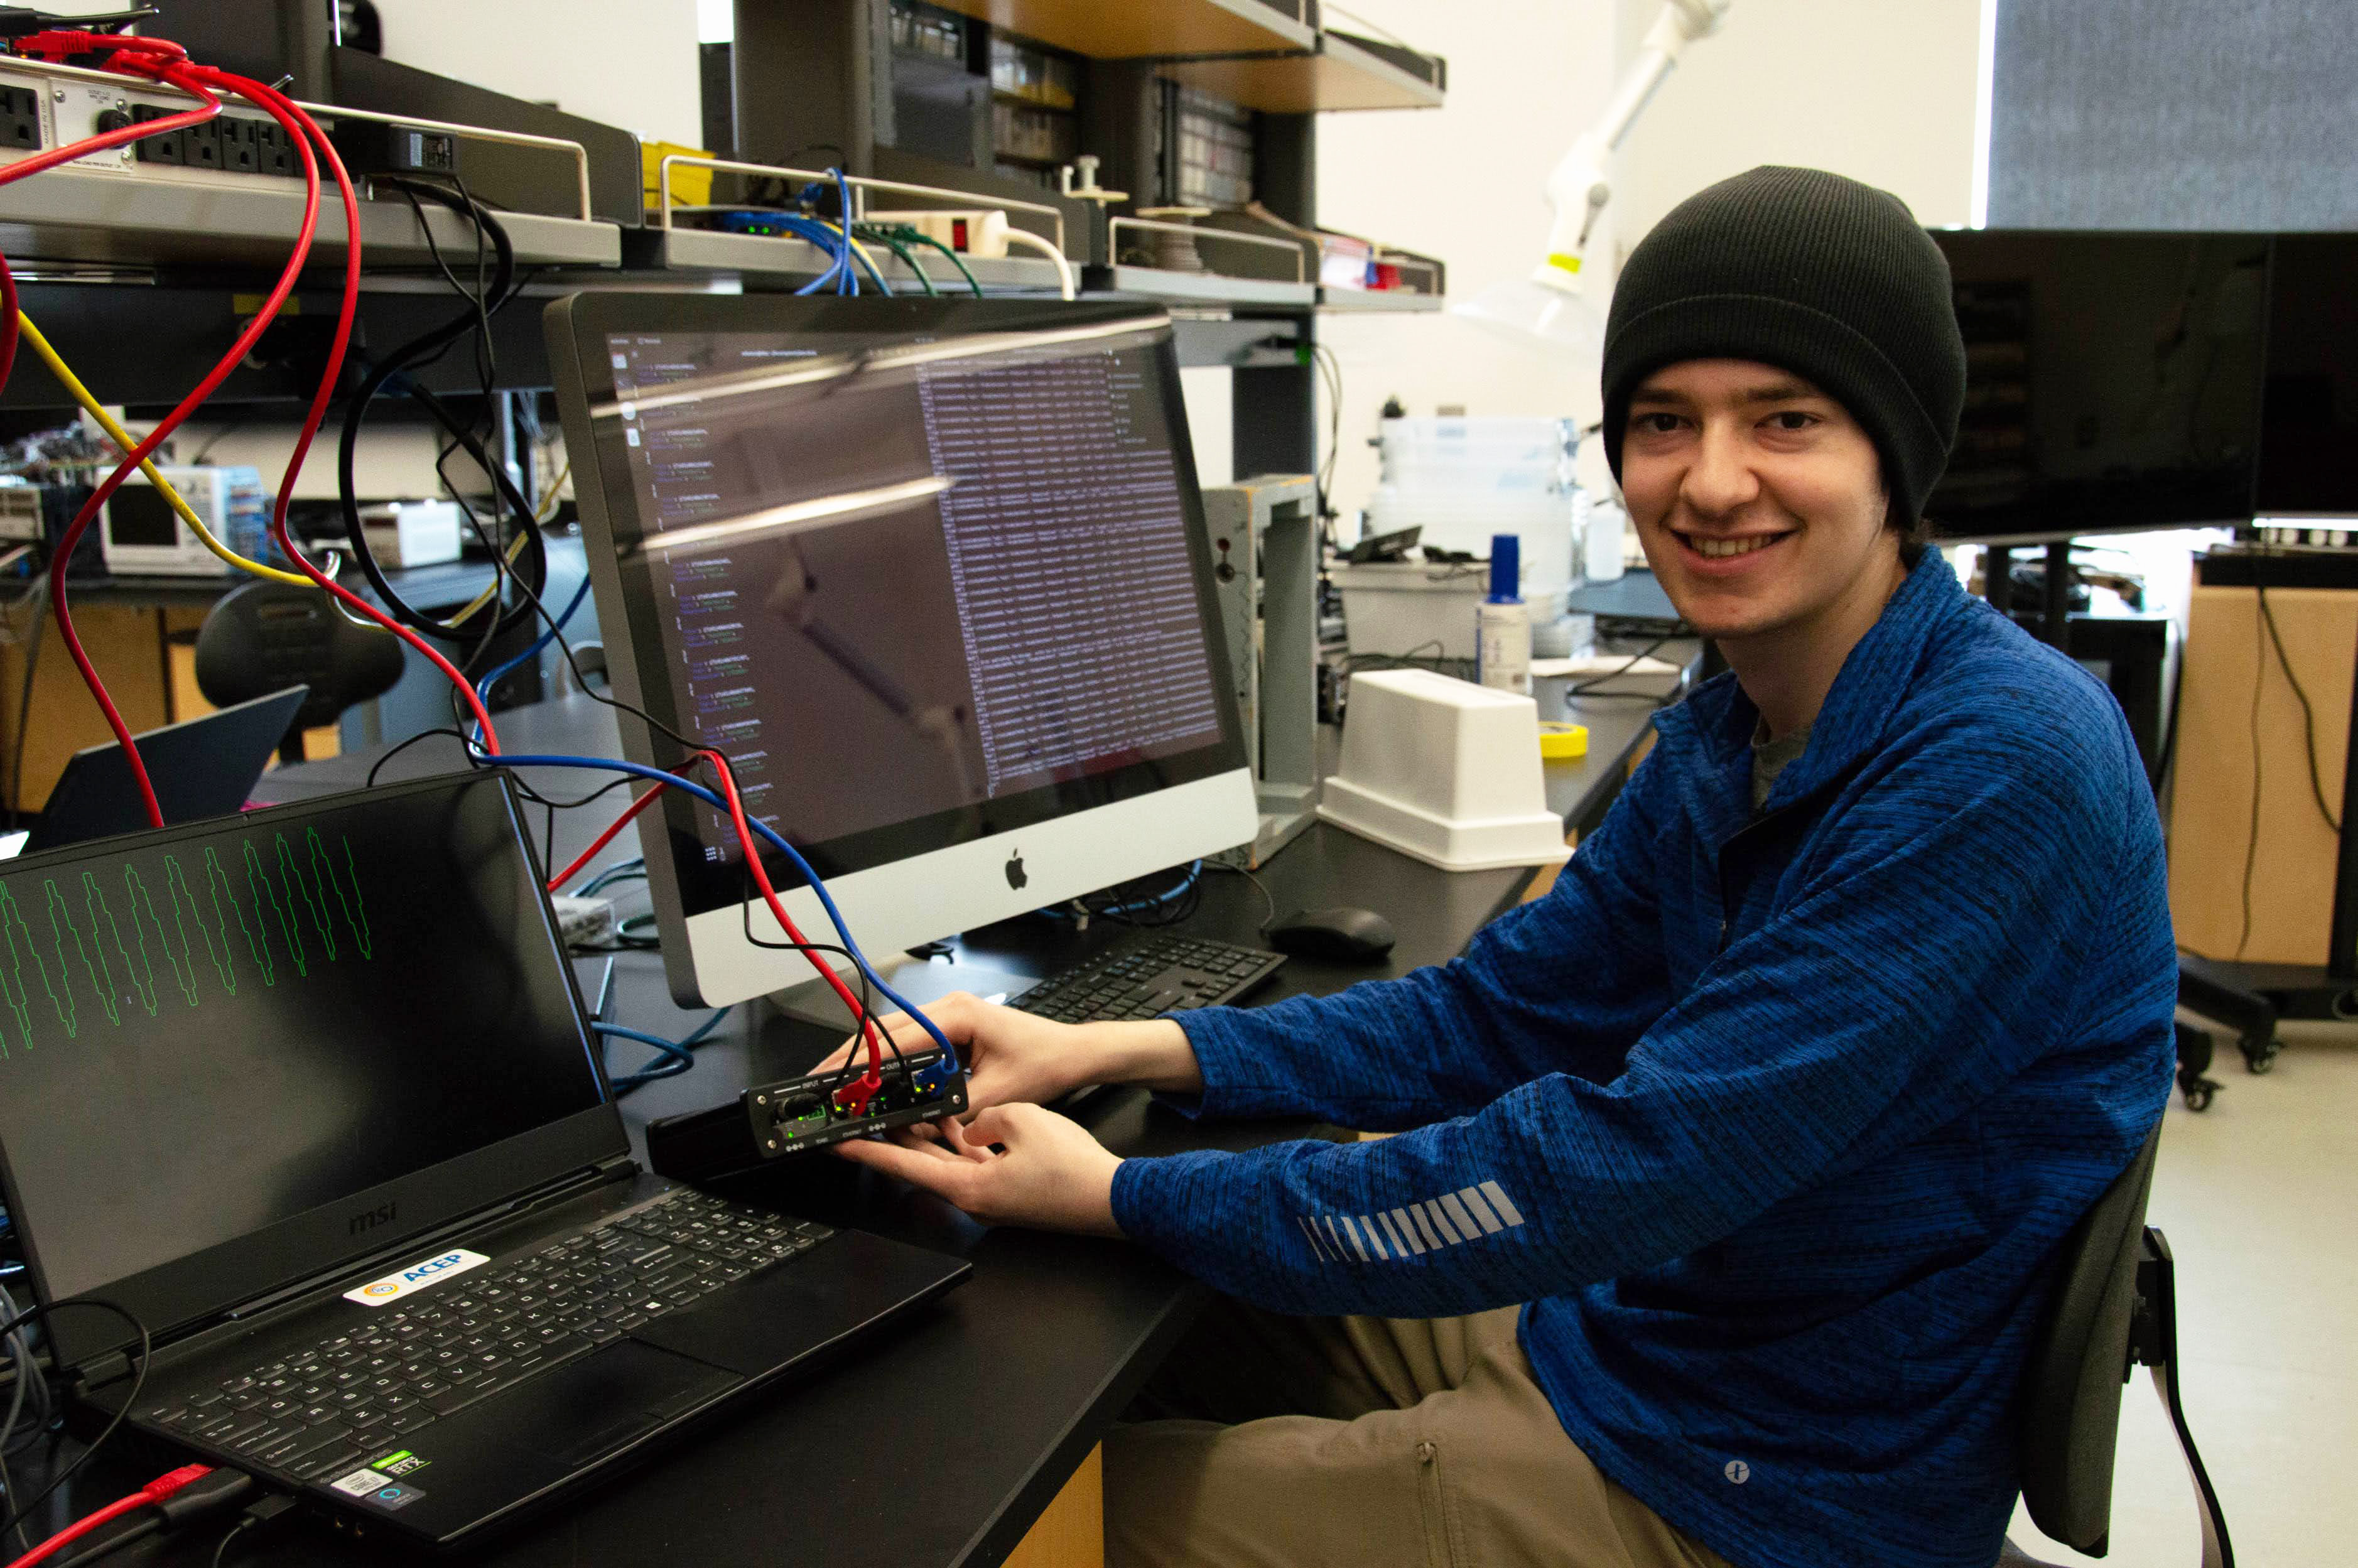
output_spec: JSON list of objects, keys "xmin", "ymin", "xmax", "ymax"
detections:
[{"xmin": 2168, "ymin": 583, "xmax": 2355, "ymax": 965}]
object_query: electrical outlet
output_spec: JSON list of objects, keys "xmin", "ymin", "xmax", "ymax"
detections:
[{"xmin": 0, "ymin": 84, "xmax": 39, "ymax": 152}]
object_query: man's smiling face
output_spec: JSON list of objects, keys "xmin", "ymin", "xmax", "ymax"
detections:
[{"xmin": 1618, "ymin": 358, "xmax": 1896, "ymax": 646}]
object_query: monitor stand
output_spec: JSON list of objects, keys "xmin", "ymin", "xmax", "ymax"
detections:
[{"xmin": 765, "ymin": 951, "xmax": 1044, "ymax": 1032}]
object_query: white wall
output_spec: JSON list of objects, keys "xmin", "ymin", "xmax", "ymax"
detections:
[
  {"xmin": 1609, "ymin": 0, "xmax": 1981, "ymax": 241},
  {"xmin": 1313, "ymin": 0, "xmax": 1621, "ymax": 527},
  {"xmin": 370, "ymin": 0, "xmax": 703, "ymax": 148},
  {"xmin": 1312, "ymin": 0, "xmax": 1983, "ymax": 525}
]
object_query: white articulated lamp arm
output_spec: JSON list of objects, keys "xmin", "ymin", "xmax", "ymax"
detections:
[
  {"xmin": 1536, "ymin": 0, "xmax": 1733, "ymax": 292},
  {"xmin": 1454, "ymin": 0, "xmax": 1732, "ymax": 350}
]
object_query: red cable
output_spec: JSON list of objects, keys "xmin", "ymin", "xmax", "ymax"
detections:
[
  {"xmin": 0, "ymin": 40, "xmax": 210, "ymax": 192},
  {"xmin": 546, "ymin": 784, "xmax": 666, "ymax": 892},
  {"xmin": 698, "ymin": 750, "xmax": 885, "ymax": 1106},
  {"xmin": 3, "ymin": 1463, "xmax": 212, "ymax": 1568},
  {"xmin": 179, "ymin": 69, "xmax": 500, "ymax": 754},
  {"xmin": 6, "ymin": 38, "xmax": 502, "ymax": 812},
  {"xmin": 11, "ymin": 53, "xmax": 239, "ymax": 830},
  {"xmin": 0, "ymin": 37, "xmax": 217, "ymax": 394}
]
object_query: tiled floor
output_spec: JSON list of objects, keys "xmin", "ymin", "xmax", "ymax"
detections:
[{"xmin": 2004, "ymin": 1020, "xmax": 2358, "ymax": 1566}]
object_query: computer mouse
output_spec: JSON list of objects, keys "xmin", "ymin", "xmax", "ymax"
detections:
[{"xmin": 1265, "ymin": 906, "xmax": 1397, "ymax": 964}]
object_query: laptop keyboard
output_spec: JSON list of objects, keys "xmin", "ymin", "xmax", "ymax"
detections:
[{"xmin": 139, "ymin": 1189, "xmax": 830, "ymax": 1482}]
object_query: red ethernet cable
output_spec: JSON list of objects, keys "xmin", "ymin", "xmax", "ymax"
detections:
[
  {"xmin": 700, "ymin": 749, "xmax": 887, "ymax": 1108},
  {"xmin": 545, "ymin": 783, "xmax": 669, "ymax": 892},
  {"xmin": 1, "ymin": 1463, "xmax": 214, "ymax": 1568},
  {"xmin": 1, "ymin": 31, "xmax": 502, "ymax": 828}
]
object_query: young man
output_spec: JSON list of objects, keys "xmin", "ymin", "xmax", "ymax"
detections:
[{"xmin": 835, "ymin": 167, "xmax": 2176, "ymax": 1567}]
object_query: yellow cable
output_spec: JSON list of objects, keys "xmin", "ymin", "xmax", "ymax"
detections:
[
  {"xmin": 16, "ymin": 310, "xmax": 316, "ymax": 588},
  {"xmin": 439, "ymin": 458, "xmax": 566, "ymax": 624},
  {"xmin": 26, "ymin": 308, "xmax": 571, "ymax": 635}
]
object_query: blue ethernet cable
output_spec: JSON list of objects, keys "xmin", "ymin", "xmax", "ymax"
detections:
[
  {"xmin": 594, "ymin": 1007, "xmax": 731, "ymax": 1091},
  {"xmin": 839, "ymin": 166, "xmax": 858, "ymax": 295},
  {"xmin": 472, "ymin": 573, "xmax": 593, "ymax": 725},
  {"xmin": 571, "ymin": 857, "xmax": 646, "ymax": 897},
  {"xmin": 762, "ymin": 212, "xmax": 892, "ymax": 296},
  {"xmin": 473, "ymin": 749, "xmax": 959, "ymax": 1069},
  {"xmin": 783, "ymin": 213, "xmax": 852, "ymax": 295},
  {"xmin": 1042, "ymin": 860, "xmax": 1202, "ymax": 921}
]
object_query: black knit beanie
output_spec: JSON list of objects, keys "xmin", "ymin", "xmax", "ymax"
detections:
[{"xmin": 1599, "ymin": 166, "xmax": 1966, "ymax": 529}]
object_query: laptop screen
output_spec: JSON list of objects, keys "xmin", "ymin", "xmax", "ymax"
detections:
[{"xmin": 0, "ymin": 770, "xmax": 619, "ymax": 1351}]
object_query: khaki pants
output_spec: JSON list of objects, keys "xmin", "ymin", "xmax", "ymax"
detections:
[{"xmin": 1106, "ymin": 1299, "xmax": 1734, "ymax": 1568}]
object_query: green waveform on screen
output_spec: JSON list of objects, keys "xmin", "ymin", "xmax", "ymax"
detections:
[{"xmin": 0, "ymin": 828, "xmax": 372, "ymax": 1056}]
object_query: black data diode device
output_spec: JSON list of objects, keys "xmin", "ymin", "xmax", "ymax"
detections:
[{"xmin": 644, "ymin": 1049, "xmax": 969, "ymax": 1182}]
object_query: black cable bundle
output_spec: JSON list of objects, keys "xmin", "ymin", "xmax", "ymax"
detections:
[{"xmin": 335, "ymin": 176, "xmax": 546, "ymax": 646}]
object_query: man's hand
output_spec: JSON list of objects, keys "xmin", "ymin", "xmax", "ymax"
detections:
[
  {"xmin": 833, "ymin": 1105, "xmax": 1125, "ymax": 1236},
  {"xmin": 810, "ymin": 991, "xmax": 1097, "ymax": 1110},
  {"xmin": 811, "ymin": 993, "xmax": 1206, "ymax": 1113}
]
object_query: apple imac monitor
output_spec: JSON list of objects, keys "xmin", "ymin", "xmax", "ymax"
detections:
[{"xmin": 545, "ymin": 294, "xmax": 1258, "ymax": 1008}]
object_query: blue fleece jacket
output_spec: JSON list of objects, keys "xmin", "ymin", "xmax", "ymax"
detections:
[{"xmin": 1110, "ymin": 553, "xmax": 2175, "ymax": 1568}]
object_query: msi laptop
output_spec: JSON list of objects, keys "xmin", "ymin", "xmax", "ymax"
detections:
[
  {"xmin": 8, "ymin": 686, "xmax": 310, "ymax": 858},
  {"xmin": 0, "ymin": 769, "xmax": 969, "ymax": 1550}
]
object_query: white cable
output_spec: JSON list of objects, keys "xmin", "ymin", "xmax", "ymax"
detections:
[{"xmin": 1000, "ymin": 229, "xmax": 1076, "ymax": 300}]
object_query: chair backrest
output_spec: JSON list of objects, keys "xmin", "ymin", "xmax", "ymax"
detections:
[
  {"xmin": 2015, "ymin": 1120, "xmax": 2165, "ymax": 1555},
  {"xmin": 192, "ymin": 580, "xmax": 406, "ymax": 743}
]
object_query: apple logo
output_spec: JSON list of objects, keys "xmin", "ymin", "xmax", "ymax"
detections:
[{"xmin": 1004, "ymin": 850, "xmax": 1028, "ymax": 890}]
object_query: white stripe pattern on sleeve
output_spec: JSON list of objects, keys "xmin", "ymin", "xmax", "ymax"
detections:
[{"xmin": 1296, "ymin": 1181, "xmax": 1527, "ymax": 1265}]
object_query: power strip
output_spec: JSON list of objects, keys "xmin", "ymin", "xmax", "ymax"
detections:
[
  {"xmin": 0, "ymin": 58, "xmax": 300, "ymax": 187},
  {"xmin": 0, "ymin": 57, "xmax": 456, "ymax": 189},
  {"xmin": 644, "ymin": 1046, "xmax": 968, "ymax": 1181}
]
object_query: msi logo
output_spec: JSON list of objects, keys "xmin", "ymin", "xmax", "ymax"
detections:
[
  {"xmin": 349, "ymin": 1201, "xmax": 396, "ymax": 1238},
  {"xmin": 1003, "ymin": 851, "xmax": 1027, "ymax": 890}
]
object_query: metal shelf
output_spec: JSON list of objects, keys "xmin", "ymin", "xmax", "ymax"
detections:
[
  {"xmin": 1154, "ymin": 30, "xmax": 1445, "ymax": 113},
  {"xmin": 927, "ymin": 0, "xmax": 1314, "ymax": 62},
  {"xmin": 1096, "ymin": 217, "xmax": 1312, "ymax": 308},
  {"xmin": 1096, "ymin": 264, "xmax": 1315, "ymax": 308},
  {"xmin": 0, "ymin": 168, "xmax": 621, "ymax": 271},
  {"xmin": 1316, "ymin": 285, "xmax": 1443, "ymax": 313},
  {"xmin": 635, "ymin": 225, "xmax": 1065, "ymax": 294}
]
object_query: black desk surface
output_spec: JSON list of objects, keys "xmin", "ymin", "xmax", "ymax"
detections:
[{"xmin": 17, "ymin": 683, "xmax": 1672, "ymax": 1566}]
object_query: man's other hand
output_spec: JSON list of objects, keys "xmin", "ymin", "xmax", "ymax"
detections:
[{"xmin": 832, "ymin": 1104, "xmax": 1125, "ymax": 1237}]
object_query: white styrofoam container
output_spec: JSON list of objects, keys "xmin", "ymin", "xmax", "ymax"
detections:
[
  {"xmin": 1333, "ymin": 560, "xmax": 1567, "ymax": 661},
  {"xmin": 1361, "ymin": 490, "xmax": 1578, "ymax": 589},
  {"xmin": 1318, "ymin": 668, "xmax": 1571, "ymax": 872},
  {"xmin": 1379, "ymin": 416, "xmax": 1577, "ymax": 483}
]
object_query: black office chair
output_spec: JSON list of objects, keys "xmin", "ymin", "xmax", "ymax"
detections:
[
  {"xmin": 1999, "ymin": 1124, "xmax": 2232, "ymax": 1567},
  {"xmin": 193, "ymin": 580, "xmax": 406, "ymax": 763}
]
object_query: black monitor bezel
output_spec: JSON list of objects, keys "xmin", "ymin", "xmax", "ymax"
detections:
[
  {"xmin": 543, "ymin": 292, "xmax": 1251, "ymax": 983},
  {"xmin": 1923, "ymin": 227, "xmax": 2272, "ymax": 544},
  {"xmin": 0, "ymin": 770, "xmax": 627, "ymax": 1370}
]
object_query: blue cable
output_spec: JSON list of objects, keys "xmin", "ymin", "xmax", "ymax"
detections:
[
  {"xmin": 477, "ymin": 749, "xmax": 958, "ymax": 1069},
  {"xmin": 831, "ymin": 168, "xmax": 858, "ymax": 295},
  {"xmin": 571, "ymin": 857, "xmax": 646, "ymax": 897},
  {"xmin": 718, "ymin": 173, "xmax": 882, "ymax": 296},
  {"xmin": 472, "ymin": 572, "xmax": 593, "ymax": 735},
  {"xmin": 1042, "ymin": 860, "xmax": 1202, "ymax": 921},
  {"xmin": 777, "ymin": 211, "xmax": 851, "ymax": 296},
  {"xmin": 593, "ymin": 1007, "xmax": 729, "ymax": 1092},
  {"xmin": 766, "ymin": 214, "xmax": 890, "ymax": 295}
]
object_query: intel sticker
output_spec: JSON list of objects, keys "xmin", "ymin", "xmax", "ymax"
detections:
[{"xmin": 342, "ymin": 1247, "xmax": 491, "ymax": 1307}]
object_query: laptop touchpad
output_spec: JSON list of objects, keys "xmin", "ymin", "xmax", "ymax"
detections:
[{"xmin": 506, "ymin": 1341, "xmax": 739, "ymax": 1468}]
